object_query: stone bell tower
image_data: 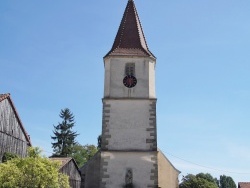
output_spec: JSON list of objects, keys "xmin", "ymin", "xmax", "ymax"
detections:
[
  {"xmin": 80, "ymin": 1, "xmax": 180, "ymax": 187},
  {"xmin": 100, "ymin": 0, "xmax": 158, "ymax": 187}
]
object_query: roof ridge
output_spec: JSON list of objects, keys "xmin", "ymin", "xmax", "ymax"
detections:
[
  {"xmin": 133, "ymin": 2, "xmax": 149, "ymax": 51},
  {"xmin": 0, "ymin": 93, "xmax": 10, "ymax": 102},
  {"xmin": 50, "ymin": 157, "xmax": 80, "ymax": 169},
  {"xmin": 239, "ymin": 182, "xmax": 250, "ymax": 184}
]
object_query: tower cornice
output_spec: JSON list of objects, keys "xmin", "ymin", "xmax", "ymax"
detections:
[{"xmin": 102, "ymin": 98, "xmax": 157, "ymax": 101}]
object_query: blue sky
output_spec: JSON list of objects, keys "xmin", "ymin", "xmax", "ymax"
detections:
[{"xmin": 1, "ymin": 0, "xmax": 250, "ymax": 184}]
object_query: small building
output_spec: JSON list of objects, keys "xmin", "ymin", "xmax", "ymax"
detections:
[
  {"xmin": 239, "ymin": 182, "xmax": 250, "ymax": 188},
  {"xmin": 0, "ymin": 93, "xmax": 31, "ymax": 161},
  {"xmin": 80, "ymin": 150, "xmax": 101, "ymax": 188},
  {"xmin": 50, "ymin": 157, "xmax": 81, "ymax": 188}
]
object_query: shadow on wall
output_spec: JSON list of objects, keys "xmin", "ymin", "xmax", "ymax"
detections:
[{"xmin": 123, "ymin": 185, "xmax": 134, "ymax": 188}]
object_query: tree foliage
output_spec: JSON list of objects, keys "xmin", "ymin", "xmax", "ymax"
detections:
[
  {"xmin": 0, "ymin": 147, "xmax": 69, "ymax": 188},
  {"xmin": 180, "ymin": 173, "xmax": 218, "ymax": 188},
  {"xmin": 70, "ymin": 144, "xmax": 98, "ymax": 167},
  {"xmin": 219, "ymin": 175, "xmax": 236, "ymax": 188},
  {"xmin": 196, "ymin": 173, "xmax": 218, "ymax": 185},
  {"xmin": 180, "ymin": 173, "xmax": 236, "ymax": 188},
  {"xmin": 2, "ymin": 152, "xmax": 18, "ymax": 163},
  {"xmin": 51, "ymin": 108, "xmax": 78, "ymax": 157}
]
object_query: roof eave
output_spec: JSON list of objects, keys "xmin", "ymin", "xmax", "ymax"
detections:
[{"xmin": 104, "ymin": 48, "xmax": 156, "ymax": 60}]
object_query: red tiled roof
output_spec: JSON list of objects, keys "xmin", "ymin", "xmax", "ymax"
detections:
[
  {"xmin": 0, "ymin": 93, "xmax": 32, "ymax": 146},
  {"xmin": 239, "ymin": 182, "xmax": 250, "ymax": 188},
  {"xmin": 105, "ymin": 0, "xmax": 155, "ymax": 58}
]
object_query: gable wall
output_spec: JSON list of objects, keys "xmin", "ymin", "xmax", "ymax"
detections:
[
  {"xmin": 60, "ymin": 160, "xmax": 81, "ymax": 188},
  {"xmin": 0, "ymin": 98, "xmax": 29, "ymax": 160},
  {"xmin": 158, "ymin": 151, "xmax": 180, "ymax": 188},
  {"xmin": 80, "ymin": 151, "xmax": 101, "ymax": 188}
]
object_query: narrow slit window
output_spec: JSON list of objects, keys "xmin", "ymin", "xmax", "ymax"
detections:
[{"xmin": 125, "ymin": 63, "xmax": 135, "ymax": 76}]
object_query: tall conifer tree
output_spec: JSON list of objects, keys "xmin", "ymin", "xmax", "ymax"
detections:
[{"xmin": 51, "ymin": 108, "xmax": 78, "ymax": 157}]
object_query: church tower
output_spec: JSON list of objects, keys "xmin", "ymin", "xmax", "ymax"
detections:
[
  {"xmin": 102, "ymin": 0, "xmax": 156, "ymax": 152},
  {"xmin": 80, "ymin": 1, "xmax": 180, "ymax": 187},
  {"xmin": 100, "ymin": 0, "xmax": 158, "ymax": 187}
]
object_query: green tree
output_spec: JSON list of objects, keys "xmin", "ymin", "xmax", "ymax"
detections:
[
  {"xmin": 180, "ymin": 173, "xmax": 218, "ymax": 188},
  {"xmin": 196, "ymin": 173, "xmax": 218, "ymax": 185},
  {"xmin": 70, "ymin": 144, "xmax": 98, "ymax": 167},
  {"xmin": 0, "ymin": 147, "xmax": 69, "ymax": 188},
  {"xmin": 219, "ymin": 175, "xmax": 236, "ymax": 188},
  {"xmin": 51, "ymin": 108, "xmax": 78, "ymax": 157},
  {"xmin": 2, "ymin": 152, "xmax": 18, "ymax": 163}
]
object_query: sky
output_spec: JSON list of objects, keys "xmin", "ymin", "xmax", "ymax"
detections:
[{"xmin": 1, "ymin": 0, "xmax": 250, "ymax": 184}]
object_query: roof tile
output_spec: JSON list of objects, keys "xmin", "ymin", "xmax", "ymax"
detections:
[
  {"xmin": 239, "ymin": 182, "xmax": 250, "ymax": 188},
  {"xmin": 50, "ymin": 157, "xmax": 72, "ymax": 168},
  {"xmin": 49, "ymin": 157, "xmax": 79, "ymax": 169},
  {"xmin": 105, "ymin": 0, "xmax": 155, "ymax": 58},
  {"xmin": 0, "ymin": 93, "xmax": 10, "ymax": 102}
]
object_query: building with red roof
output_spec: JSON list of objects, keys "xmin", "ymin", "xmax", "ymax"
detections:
[{"xmin": 239, "ymin": 182, "xmax": 250, "ymax": 188}]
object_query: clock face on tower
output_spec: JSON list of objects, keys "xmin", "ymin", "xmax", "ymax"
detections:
[{"xmin": 123, "ymin": 75, "xmax": 137, "ymax": 88}]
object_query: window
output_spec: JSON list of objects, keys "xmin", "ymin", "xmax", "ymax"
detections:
[{"xmin": 125, "ymin": 63, "xmax": 135, "ymax": 76}]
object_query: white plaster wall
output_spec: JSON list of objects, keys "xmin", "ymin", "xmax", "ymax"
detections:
[
  {"xmin": 149, "ymin": 61, "xmax": 156, "ymax": 98},
  {"xmin": 107, "ymin": 99, "xmax": 153, "ymax": 150},
  {"xmin": 103, "ymin": 57, "xmax": 156, "ymax": 99},
  {"xmin": 102, "ymin": 151, "xmax": 157, "ymax": 188},
  {"xmin": 104, "ymin": 58, "xmax": 111, "ymax": 97}
]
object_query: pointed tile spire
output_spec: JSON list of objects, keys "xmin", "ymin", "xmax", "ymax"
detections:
[{"xmin": 105, "ymin": 0, "xmax": 155, "ymax": 58}]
